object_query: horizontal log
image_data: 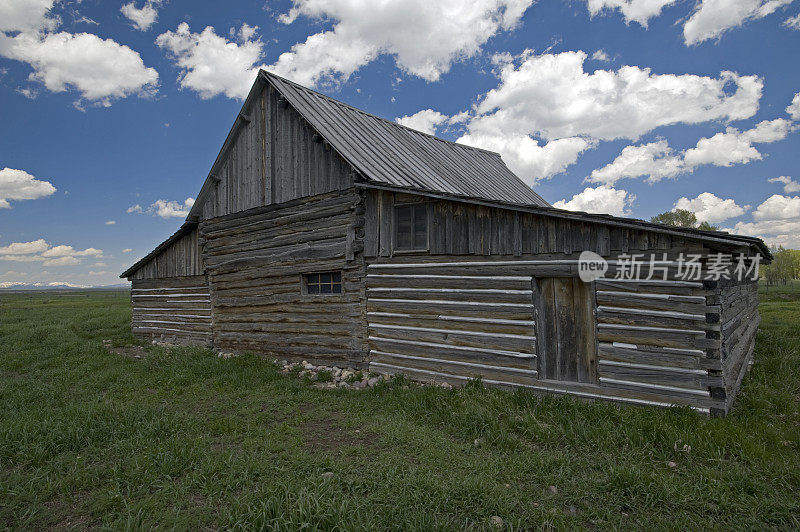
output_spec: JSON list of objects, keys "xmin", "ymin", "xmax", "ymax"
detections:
[
  {"xmin": 366, "ymin": 312, "xmax": 534, "ymax": 335},
  {"xmin": 599, "ymin": 376, "xmax": 711, "ymax": 398},
  {"xmin": 204, "ymin": 207, "xmax": 355, "ymax": 239},
  {"xmin": 201, "ymin": 190, "xmax": 357, "ymax": 232},
  {"xmin": 370, "ymin": 362, "xmax": 720, "ymax": 412},
  {"xmin": 131, "ymin": 275, "xmax": 207, "ymax": 290},
  {"xmin": 597, "ymin": 306, "xmax": 719, "ymax": 331},
  {"xmin": 366, "ymin": 288, "xmax": 532, "ymax": 304},
  {"xmin": 133, "ymin": 326, "xmax": 212, "ymax": 336},
  {"xmin": 597, "ymin": 342, "xmax": 720, "ymax": 371},
  {"xmin": 206, "ymin": 240, "xmax": 348, "ymax": 274},
  {"xmin": 214, "ymin": 331, "xmax": 360, "ymax": 349},
  {"xmin": 366, "ymin": 274, "xmax": 532, "ymax": 290},
  {"xmin": 596, "ymin": 290, "xmax": 714, "ymax": 314},
  {"xmin": 369, "ymin": 336, "xmax": 536, "ymax": 368},
  {"xmin": 370, "ymin": 350, "xmax": 540, "ymax": 386},
  {"xmin": 206, "ymin": 222, "xmax": 351, "ymax": 258},
  {"xmin": 598, "ymin": 361, "xmax": 720, "ymax": 389},
  {"xmin": 368, "ymin": 323, "xmax": 536, "ymax": 353},
  {"xmin": 597, "ymin": 324, "xmax": 716, "ymax": 349}
]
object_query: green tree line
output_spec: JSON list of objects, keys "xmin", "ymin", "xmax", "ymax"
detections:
[
  {"xmin": 650, "ymin": 208, "xmax": 799, "ymax": 286},
  {"xmin": 761, "ymin": 247, "xmax": 800, "ymax": 286}
]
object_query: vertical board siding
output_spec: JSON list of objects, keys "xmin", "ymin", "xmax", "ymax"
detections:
[
  {"xmin": 534, "ymin": 277, "xmax": 597, "ymax": 383},
  {"xmin": 200, "ymin": 190, "xmax": 367, "ymax": 365},
  {"xmin": 363, "ymin": 190, "xmax": 679, "ymax": 259},
  {"xmin": 130, "ymin": 228, "xmax": 203, "ymax": 280},
  {"xmin": 131, "ymin": 275, "xmax": 212, "ymax": 346},
  {"xmin": 200, "ymin": 85, "xmax": 353, "ymax": 221}
]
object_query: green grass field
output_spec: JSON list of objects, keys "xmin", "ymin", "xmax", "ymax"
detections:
[{"xmin": 1, "ymin": 287, "xmax": 798, "ymax": 530}]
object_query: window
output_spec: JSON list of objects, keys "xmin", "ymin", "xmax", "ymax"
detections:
[
  {"xmin": 304, "ymin": 271, "xmax": 342, "ymax": 294},
  {"xmin": 395, "ymin": 203, "xmax": 428, "ymax": 251}
]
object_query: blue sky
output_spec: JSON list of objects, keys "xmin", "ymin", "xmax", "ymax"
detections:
[{"xmin": 1, "ymin": 0, "xmax": 799, "ymax": 287}]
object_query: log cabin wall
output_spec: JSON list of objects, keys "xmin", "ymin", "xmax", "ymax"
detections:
[
  {"xmin": 127, "ymin": 228, "xmax": 212, "ymax": 345},
  {"xmin": 199, "ymin": 190, "xmax": 368, "ymax": 366},
  {"xmin": 716, "ymin": 278, "xmax": 759, "ymax": 413},
  {"xmin": 199, "ymin": 84, "xmax": 353, "ymax": 220},
  {"xmin": 130, "ymin": 275, "xmax": 212, "ymax": 346},
  {"xmin": 363, "ymin": 189, "xmax": 759, "ymax": 413}
]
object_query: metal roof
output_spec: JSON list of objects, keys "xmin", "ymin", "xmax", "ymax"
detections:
[{"xmin": 263, "ymin": 71, "xmax": 549, "ymax": 206}]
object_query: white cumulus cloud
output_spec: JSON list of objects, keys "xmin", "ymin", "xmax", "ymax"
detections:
[
  {"xmin": 454, "ymin": 49, "xmax": 762, "ymax": 184},
  {"xmin": 41, "ymin": 245, "xmax": 103, "ymax": 258},
  {"xmin": 0, "ymin": 0, "xmax": 58, "ymax": 33},
  {"xmin": 585, "ymin": 0, "xmax": 676, "ymax": 26},
  {"xmin": 121, "ymin": 1, "xmax": 161, "ymax": 32},
  {"xmin": 270, "ymin": 0, "xmax": 533, "ymax": 87},
  {"xmin": 683, "ymin": 118, "xmax": 791, "ymax": 168},
  {"xmin": 787, "ymin": 91, "xmax": 800, "ymax": 121},
  {"xmin": 752, "ymin": 194, "xmax": 800, "ymax": 220},
  {"xmin": 0, "ymin": 167, "xmax": 56, "ymax": 208},
  {"xmin": 589, "ymin": 118, "xmax": 794, "ymax": 185},
  {"xmin": 768, "ymin": 176, "xmax": 800, "ymax": 193},
  {"xmin": 786, "ymin": 13, "xmax": 800, "ymax": 29},
  {"xmin": 457, "ymin": 134, "xmax": 593, "ymax": 186},
  {"xmin": 43, "ymin": 256, "xmax": 80, "ymax": 266},
  {"xmin": 731, "ymin": 193, "xmax": 800, "ymax": 247},
  {"xmin": 129, "ymin": 198, "xmax": 195, "ymax": 219},
  {"xmin": 684, "ymin": 0, "xmax": 793, "ymax": 46},
  {"xmin": 552, "ymin": 185, "xmax": 635, "ymax": 216},
  {"xmin": 156, "ymin": 22, "xmax": 265, "ymax": 100},
  {"xmin": 588, "ymin": 140, "xmax": 683, "ymax": 186},
  {"xmin": 674, "ymin": 192, "xmax": 749, "ymax": 223},
  {"xmin": 0, "ymin": 239, "xmax": 50, "ymax": 255},
  {"xmin": 464, "ymin": 50, "xmax": 762, "ymax": 143},
  {"xmin": 0, "ymin": 239, "xmax": 103, "ymax": 266},
  {"xmin": 150, "ymin": 198, "xmax": 194, "ymax": 218},
  {"xmin": 395, "ymin": 109, "xmax": 449, "ymax": 135},
  {"xmin": 0, "ymin": 31, "xmax": 159, "ymax": 104}
]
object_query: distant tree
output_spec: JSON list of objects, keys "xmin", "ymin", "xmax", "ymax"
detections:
[
  {"xmin": 761, "ymin": 246, "xmax": 798, "ymax": 286},
  {"xmin": 650, "ymin": 209, "xmax": 720, "ymax": 231},
  {"xmin": 650, "ymin": 209, "xmax": 697, "ymax": 228},
  {"xmin": 697, "ymin": 221, "xmax": 720, "ymax": 231}
]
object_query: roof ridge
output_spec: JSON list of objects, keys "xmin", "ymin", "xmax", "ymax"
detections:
[{"xmin": 259, "ymin": 70, "xmax": 501, "ymax": 157}]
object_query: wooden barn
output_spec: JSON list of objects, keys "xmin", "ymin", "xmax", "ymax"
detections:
[{"xmin": 121, "ymin": 70, "xmax": 769, "ymax": 415}]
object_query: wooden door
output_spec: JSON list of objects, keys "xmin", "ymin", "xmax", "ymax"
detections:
[{"xmin": 534, "ymin": 277, "xmax": 598, "ymax": 383}]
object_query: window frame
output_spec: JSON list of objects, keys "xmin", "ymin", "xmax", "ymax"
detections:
[
  {"xmin": 393, "ymin": 202, "xmax": 430, "ymax": 253},
  {"xmin": 302, "ymin": 271, "xmax": 343, "ymax": 296}
]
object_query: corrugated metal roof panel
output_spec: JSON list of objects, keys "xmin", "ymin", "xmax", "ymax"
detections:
[{"xmin": 263, "ymin": 71, "xmax": 549, "ymax": 207}]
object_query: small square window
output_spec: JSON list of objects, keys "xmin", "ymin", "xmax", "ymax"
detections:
[
  {"xmin": 303, "ymin": 271, "xmax": 342, "ymax": 295},
  {"xmin": 395, "ymin": 204, "xmax": 428, "ymax": 251}
]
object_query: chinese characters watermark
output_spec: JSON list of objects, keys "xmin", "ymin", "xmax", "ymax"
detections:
[{"xmin": 578, "ymin": 251, "xmax": 761, "ymax": 283}]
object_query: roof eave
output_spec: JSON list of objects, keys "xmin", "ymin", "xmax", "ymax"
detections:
[{"xmin": 354, "ymin": 182, "xmax": 771, "ymax": 258}]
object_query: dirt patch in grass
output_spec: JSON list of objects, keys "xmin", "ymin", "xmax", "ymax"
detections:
[{"xmin": 300, "ymin": 412, "xmax": 375, "ymax": 454}]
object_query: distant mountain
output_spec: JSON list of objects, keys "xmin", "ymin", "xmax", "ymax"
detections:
[{"xmin": 0, "ymin": 282, "xmax": 130, "ymax": 291}]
